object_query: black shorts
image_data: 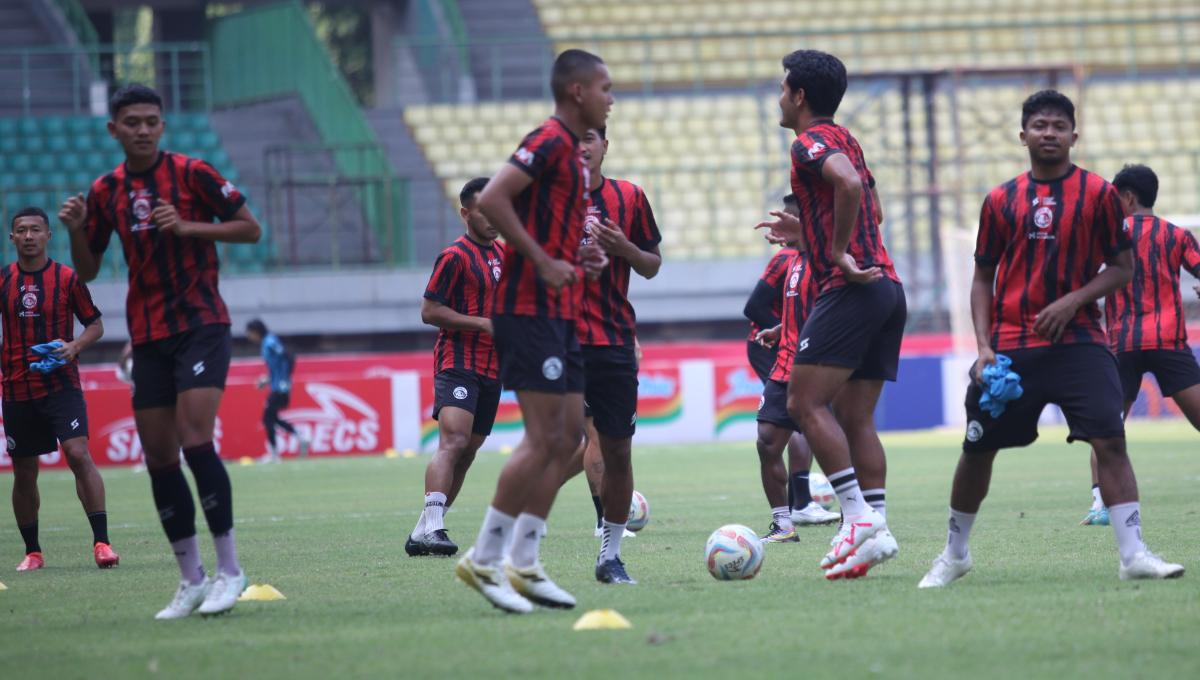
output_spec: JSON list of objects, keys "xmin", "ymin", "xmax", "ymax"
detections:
[
  {"xmin": 266, "ymin": 391, "xmax": 291, "ymax": 412},
  {"xmin": 3, "ymin": 389, "xmax": 89, "ymax": 458},
  {"xmin": 962, "ymin": 344, "xmax": 1125, "ymax": 452},
  {"xmin": 1117, "ymin": 348, "xmax": 1200, "ymax": 402},
  {"xmin": 432, "ymin": 368, "xmax": 503, "ymax": 436},
  {"xmin": 131, "ymin": 324, "xmax": 232, "ymax": 410},
  {"xmin": 747, "ymin": 340, "xmax": 776, "ymax": 384},
  {"xmin": 756, "ymin": 379, "xmax": 801, "ymax": 432},
  {"xmin": 794, "ymin": 278, "xmax": 906, "ymax": 381},
  {"xmin": 492, "ymin": 314, "xmax": 584, "ymax": 394},
  {"xmin": 582, "ymin": 345, "xmax": 639, "ymax": 439}
]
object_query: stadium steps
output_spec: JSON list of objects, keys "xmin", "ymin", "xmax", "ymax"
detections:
[
  {"xmin": 0, "ymin": 0, "xmax": 91, "ymax": 116},
  {"xmin": 455, "ymin": 0, "xmax": 554, "ymax": 100}
]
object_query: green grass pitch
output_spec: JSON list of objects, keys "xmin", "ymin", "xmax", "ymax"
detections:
[{"xmin": 1, "ymin": 422, "xmax": 1197, "ymax": 679}]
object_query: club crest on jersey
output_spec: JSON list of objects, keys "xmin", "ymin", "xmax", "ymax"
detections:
[
  {"xmin": 19, "ymin": 291, "xmax": 39, "ymax": 317},
  {"xmin": 129, "ymin": 189, "xmax": 156, "ymax": 232},
  {"xmin": 488, "ymin": 256, "xmax": 502, "ymax": 282},
  {"xmin": 21, "ymin": 292, "xmax": 37, "ymax": 309},
  {"xmin": 1028, "ymin": 197, "xmax": 1056, "ymax": 239},
  {"xmin": 581, "ymin": 206, "xmax": 601, "ymax": 246}
]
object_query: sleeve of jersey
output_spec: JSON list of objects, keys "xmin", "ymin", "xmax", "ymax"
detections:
[
  {"xmin": 69, "ymin": 275, "xmax": 103, "ymax": 325},
  {"xmin": 190, "ymin": 160, "xmax": 248, "ymax": 221},
  {"xmin": 973, "ymin": 194, "xmax": 1005, "ymax": 265},
  {"xmin": 791, "ymin": 132, "xmax": 843, "ymax": 176},
  {"xmin": 743, "ymin": 279, "xmax": 781, "ymax": 329},
  {"xmin": 761, "ymin": 251, "xmax": 789, "ymax": 287},
  {"xmin": 1098, "ymin": 187, "xmax": 1132, "ymax": 256},
  {"xmin": 84, "ymin": 184, "xmax": 114, "ymax": 255},
  {"xmin": 423, "ymin": 252, "xmax": 462, "ymax": 305},
  {"xmin": 507, "ymin": 127, "xmax": 560, "ymax": 179},
  {"xmin": 1181, "ymin": 229, "xmax": 1200, "ymax": 278},
  {"xmin": 631, "ymin": 188, "xmax": 663, "ymax": 249}
]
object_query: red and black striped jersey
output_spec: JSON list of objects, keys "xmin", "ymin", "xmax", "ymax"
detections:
[
  {"xmin": 576, "ymin": 178, "xmax": 661, "ymax": 346},
  {"xmin": 769, "ymin": 251, "xmax": 817, "ymax": 382},
  {"xmin": 1105, "ymin": 215, "xmax": 1200, "ymax": 352},
  {"xmin": 84, "ymin": 151, "xmax": 244, "ymax": 345},
  {"xmin": 975, "ymin": 165, "xmax": 1130, "ymax": 351},
  {"xmin": 424, "ymin": 236, "xmax": 504, "ymax": 379},
  {"xmin": 790, "ymin": 120, "xmax": 898, "ymax": 293},
  {"xmin": 746, "ymin": 247, "xmax": 795, "ymax": 341},
  {"xmin": 493, "ymin": 117, "xmax": 588, "ymax": 319},
  {"xmin": 0, "ymin": 260, "xmax": 101, "ymax": 401}
]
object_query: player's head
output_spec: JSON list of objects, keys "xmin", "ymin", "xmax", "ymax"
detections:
[
  {"xmin": 779, "ymin": 50, "xmax": 847, "ymax": 128},
  {"xmin": 459, "ymin": 177, "xmax": 496, "ymax": 242},
  {"xmin": 9, "ymin": 206, "xmax": 51, "ymax": 259},
  {"xmin": 581, "ymin": 127, "xmax": 608, "ymax": 176},
  {"xmin": 551, "ymin": 49, "xmax": 612, "ymax": 130},
  {"xmin": 245, "ymin": 318, "xmax": 268, "ymax": 344},
  {"xmin": 108, "ymin": 83, "xmax": 165, "ymax": 164},
  {"xmin": 780, "ymin": 194, "xmax": 804, "ymax": 250},
  {"xmin": 1019, "ymin": 90, "xmax": 1077, "ymax": 166},
  {"xmin": 1112, "ymin": 164, "xmax": 1158, "ymax": 214}
]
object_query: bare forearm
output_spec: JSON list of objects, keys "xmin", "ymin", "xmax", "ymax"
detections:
[
  {"xmin": 970, "ymin": 275, "xmax": 995, "ymax": 352},
  {"xmin": 829, "ymin": 182, "xmax": 863, "ymax": 258},
  {"xmin": 75, "ymin": 319, "xmax": 104, "ymax": 352},
  {"xmin": 1064, "ymin": 261, "xmax": 1133, "ymax": 308},
  {"xmin": 422, "ymin": 302, "xmax": 490, "ymax": 333},
  {"xmin": 181, "ymin": 219, "xmax": 261, "ymax": 243},
  {"xmin": 626, "ymin": 248, "xmax": 661, "ymax": 279},
  {"xmin": 68, "ymin": 230, "xmax": 100, "ymax": 282}
]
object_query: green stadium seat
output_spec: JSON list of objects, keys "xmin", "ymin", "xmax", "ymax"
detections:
[
  {"xmin": 0, "ymin": 135, "xmax": 18, "ymax": 154},
  {"xmin": 9, "ymin": 155, "xmax": 33, "ymax": 174},
  {"xmin": 196, "ymin": 130, "xmax": 220, "ymax": 150},
  {"xmin": 170, "ymin": 131, "xmax": 197, "ymax": 151},
  {"xmin": 40, "ymin": 116, "xmax": 67, "ymax": 134},
  {"xmin": 70, "ymin": 171, "xmax": 94, "ymax": 188},
  {"xmin": 0, "ymin": 174, "xmax": 18, "ymax": 189},
  {"xmin": 0, "ymin": 118, "xmax": 17, "ymax": 136},
  {"xmin": 18, "ymin": 119, "xmax": 39, "ymax": 137},
  {"xmin": 90, "ymin": 117, "xmax": 110, "ymax": 136},
  {"xmin": 46, "ymin": 134, "xmax": 71, "ymax": 154},
  {"xmin": 20, "ymin": 137, "xmax": 44, "ymax": 154},
  {"xmin": 34, "ymin": 155, "xmax": 57, "ymax": 174},
  {"xmin": 66, "ymin": 117, "xmax": 91, "ymax": 135},
  {"xmin": 44, "ymin": 173, "xmax": 69, "ymax": 191}
]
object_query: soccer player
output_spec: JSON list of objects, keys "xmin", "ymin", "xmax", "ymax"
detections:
[
  {"xmin": 245, "ymin": 318, "xmax": 310, "ymax": 464},
  {"xmin": 409, "ymin": 177, "xmax": 504, "ymax": 557},
  {"xmin": 59, "ymin": 84, "xmax": 262, "ymax": 618},
  {"xmin": 917, "ymin": 91, "xmax": 1184, "ymax": 588},
  {"xmin": 1080, "ymin": 164, "xmax": 1200, "ymax": 525},
  {"xmin": 574, "ymin": 126, "xmax": 662, "ymax": 584},
  {"xmin": 455, "ymin": 50, "xmax": 612, "ymax": 614},
  {"xmin": 756, "ymin": 50, "xmax": 903, "ymax": 579},
  {"xmin": 2, "ymin": 207, "xmax": 118, "ymax": 571}
]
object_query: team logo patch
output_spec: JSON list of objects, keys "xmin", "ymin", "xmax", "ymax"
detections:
[
  {"xmin": 220, "ymin": 181, "xmax": 237, "ymax": 198},
  {"xmin": 798, "ymin": 337, "xmax": 810, "ymax": 353},
  {"xmin": 6, "ymin": 436, "xmax": 14, "ymax": 451},
  {"xmin": 492, "ymin": 266, "xmax": 501, "ymax": 281},
  {"xmin": 21, "ymin": 292, "xmax": 37, "ymax": 309},
  {"xmin": 966, "ymin": 420, "xmax": 984, "ymax": 442},
  {"xmin": 542, "ymin": 357, "xmax": 563, "ymax": 381},
  {"xmin": 1033, "ymin": 206, "xmax": 1054, "ymax": 229},
  {"xmin": 193, "ymin": 361, "xmax": 206, "ymax": 376},
  {"xmin": 630, "ymin": 412, "xmax": 637, "ymax": 426},
  {"xmin": 452, "ymin": 386, "xmax": 468, "ymax": 400},
  {"xmin": 806, "ymin": 142, "xmax": 826, "ymax": 159}
]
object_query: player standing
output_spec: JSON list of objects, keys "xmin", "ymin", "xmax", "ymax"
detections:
[
  {"xmin": 409, "ymin": 177, "xmax": 504, "ymax": 557},
  {"xmin": 1080, "ymin": 164, "xmax": 1200, "ymax": 525},
  {"xmin": 575, "ymin": 127, "xmax": 662, "ymax": 584},
  {"xmin": 757, "ymin": 50, "xmax": 902, "ymax": 579},
  {"xmin": 245, "ymin": 318, "xmax": 310, "ymax": 464},
  {"xmin": 455, "ymin": 50, "xmax": 612, "ymax": 614},
  {"xmin": 60, "ymin": 84, "xmax": 262, "ymax": 618},
  {"xmin": 918, "ymin": 91, "xmax": 1184, "ymax": 588},
  {"xmin": 3, "ymin": 207, "xmax": 117, "ymax": 571}
]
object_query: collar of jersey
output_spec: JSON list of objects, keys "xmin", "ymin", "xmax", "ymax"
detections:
[
  {"xmin": 124, "ymin": 151, "xmax": 166, "ymax": 177},
  {"xmin": 1027, "ymin": 163, "xmax": 1077, "ymax": 184},
  {"xmin": 16, "ymin": 257, "xmax": 53, "ymax": 275}
]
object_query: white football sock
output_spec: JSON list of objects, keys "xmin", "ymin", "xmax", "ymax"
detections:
[
  {"xmin": 422, "ymin": 492, "xmax": 447, "ymax": 533},
  {"xmin": 944, "ymin": 507, "xmax": 976, "ymax": 560},
  {"xmin": 598, "ymin": 519, "xmax": 625, "ymax": 563},
  {"xmin": 1108, "ymin": 502, "xmax": 1146, "ymax": 565},
  {"xmin": 826, "ymin": 467, "xmax": 869, "ymax": 517},
  {"xmin": 507, "ymin": 513, "xmax": 546, "ymax": 569},
  {"xmin": 472, "ymin": 506, "xmax": 515, "ymax": 566},
  {"xmin": 862, "ymin": 488, "xmax": 886, "ymax": 518},
  {"xmin": 771, "ymin": 506, "xmax": 793, "ymax": 531}
]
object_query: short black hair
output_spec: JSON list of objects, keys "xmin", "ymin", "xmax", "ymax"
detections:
[
  {"xmin": 1113, "ymin": 164, "xmax": 1158, "ymax": 208},
  {"xmin": 591, "ymin": 127, "xmax": 607, "ymax": 140},
  {"xmin": 1021, "ymin": 89, "xmax": 1075, "ymax": 130},
  {"xmin": 11, "ymin": 206, "xmax": 49, "ymax": 231},
  {"xmin": 459, "ymin": 177, "xmax": 489, "ymax": 207},
  {"xmin": 782, "ymin": 50, "xmax": 847, "ymax": 117},
  {"xmin": 782, "ymin": 193, "xmax": 797, "ymax": 208},
  {"xmin": 550, "ymin": 49, "xmax": 605, "ymax": 102},
  {"xmin": 109, "ymin": 83, "xmax": 163, "ymax": 120},
  {"xmin": 245, "ymin": 319, "xmax": 268, "ymax": 337}
]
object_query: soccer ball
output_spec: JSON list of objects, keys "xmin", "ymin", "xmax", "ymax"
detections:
[
  {"xmin": 705, "ymin": 524, "xmax": 764, "ymax": 580},
  {"xmin": 809, "ymin": 472, "xmax": 836, "ymax": 511},
  {"xmin": 627, "ymin": 490, "xmax": 649, "ymax": 531}
]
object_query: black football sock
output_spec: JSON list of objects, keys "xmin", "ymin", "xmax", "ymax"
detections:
[
  {"xmin": 182, "ymin": 443, "xmax": 234, "ymax": 536},
  {"xmin": 277, "ymin": 418, "xmax": 298, "ymax": 435},
  {"xmin": 790, "ymin": 471, "xmax": 812, "ymax": 510},
  {"xmin": 19, "ymin": 522, "xmax": 41, "ymax": 554},
  {"xmin": 87, "ymin": 511, "xmax": 109, "ymax": 545},
  {"xmin": 591, "ymin": 494, "xmax": 604, "ymax": 529},
  {"xmin": 149, "ymin": 462, "xmax": 197, "ymax": 542}
]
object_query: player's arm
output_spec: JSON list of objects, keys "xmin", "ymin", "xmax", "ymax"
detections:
[
  {"xmin": 53, "ymin": 317, "xmax": 103, "ymax": 363},
  {"xmin": 743, "ymin": 280, "xmax": 780, "ymax": 330},
  {"xmin": 153, "ymin": 202, "xmax": 261, "ymax": 243},
  {"xmin": 478, "ymin": 165, "xmax": 575, "ymax": 289},
  {"xmin": 969, "ymin": 262, "xmax": 998, "ymax": 382},
  {"xmin": 822, "ymin": 154, "xmax": 881, "ymax": 283},
  {"xmin": 592, "ymin": 218, "xmax": 661, "ymax": 279},
  {"xmin": 870, "ymin": 185, "xmax": 884, "ymax": 224},
  {"xmin": 59, "ymin": 193, "xmax": 101, "ymax": 282},
  {"xmin": 1033, "ymin": 249, "xmax": 1133, "ymax": 343},
  {"xmin": 421, "ymin": 298, "xmax": 493, "ymax": 335},
  {"xmin": 754, "ymin": 323, "xmax": 782, "ymax": 347}
]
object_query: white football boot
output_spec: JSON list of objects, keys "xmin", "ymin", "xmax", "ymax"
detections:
[
  {"xmin": 155, "ymin": 578, "xmax": 211, "ymax": 620},
  {"xmin": 198, "ymin": 570, "xmax": 247, "ymax": 616},
  {"xmin": 1118, "ymin": 551, "xmax": 1184, "ymax": 581},
  {"xmin": 825, "ymin": 529, "xmax": 899, "ymax": 580},
  {"xmin": 791, "ymin": 502, "xmax": 840, "ymax": 526},
  {"xmin": 918, "ymin": 552, "xmax": 974, "ymax": 589},
  {"xmin": 820, "ymin": 508, "xmax": 886, "ymax": 570},
  {"xmin": 593, "ymin": 526, "xmax": 637, "ymax": 538},
  {"xmin": 455, "ymin": 548, "xmax": 533, "ymax": 614},
  {"xmin": 505, "ymin": 560, "xmax": 576, "ymax": 609}
]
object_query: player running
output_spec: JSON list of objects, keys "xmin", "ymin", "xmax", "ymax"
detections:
[
  {"xmin": 409, "ymin": 177, "xmax": 504, "ymax": 557},
  {"xmin": 245, "ymin": 318, "xmax": 310, "ymax": 464},
  {"xmin": 756, "ymin": 50, "xmax": 902, "ymax": 579},
  {"xmin": 455, "ymin": 50, "xmax": 612, "ymax": 614},
  {"xmin": 918, "ymin": 91, "xmax": 1184, "ymax": 588},
  {"xmin": 1080, "ymin": 164, "xmax": 1200, "ymax": 526},
  {"xmin": 2, "ymin": 207, "xmax": 117, "ymax": 572},
  {"xmin": 574, "ymin": 127, "xmax": 662, "ymax": 584},
  {"xmin": 60, "ymin": 83, "xmax": 262, "ymax": 618}
]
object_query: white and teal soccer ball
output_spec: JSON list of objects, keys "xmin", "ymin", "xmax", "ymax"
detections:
[
  {"xmin": 809, "ymin": 472, "xmax": 836, "ymax": 511},
  {"xmin": 705, "ymin": 524, "xmax": 764, "ymax": 580},
  {"xmin": 627, "ymin": 490, "xmax": 649, "ymax": 532}
]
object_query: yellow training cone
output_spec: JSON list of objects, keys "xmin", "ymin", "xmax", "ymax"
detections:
[
  {"xmin": 401, "ymin": 449, "xmax": 417, "ymax": 459},
  {"xmin": 384, "ymin": 449, "xmax": 399, "ymax": 459},
  {"xmin": 238, "ymin": 584, "xmax": 286, "ymax": 601},
  {"xmin": 239, "ymin": 456, "xmax": 254, "ymax": 466},
  {"xmin": 0, "ymin": 581, "xmax": 7, "ymax": 590},
  {"xmin": 572, "ymin": 609, "xmax": 632, "ymax": 631},
  {"xmin": 499, "ymin": 445, "xmax": 514, "ymax": 456}
]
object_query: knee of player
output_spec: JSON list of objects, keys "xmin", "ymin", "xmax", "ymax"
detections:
[
  {"xmin": 63, "ymin": 441, "xmax": 95, "ymax": 469},
  {"xmin": 438, "ymin": 429, "xmax": 472, "ymax": 457},
  {"xmin": 1091, "ymin": 436, "xmax": 1129, "ymax": 460}
]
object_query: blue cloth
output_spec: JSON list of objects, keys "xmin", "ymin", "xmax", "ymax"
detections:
[
  {"xmin": 29, "ymin": 341, "xmax": 68, "ymax": 374},
  {"xmin": 261, "ymin": 333, "xmax": 293, "ymax": 393},
  {"xmin": 978, "ymin": 353, "xmax": 1024, "ymax": 418}
]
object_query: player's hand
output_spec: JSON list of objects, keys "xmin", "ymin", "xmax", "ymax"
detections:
[
  {"xmin": 51, "ymin": 339, "xmax": 80, "ymax": 363},
  {"xmin": 971, "ymin": 346, "xmax": 998, "ymax": 385},
  {"xmin": 755, "ymin": 210, "xmax": 802, "ymax": 244},
  {"xmin": 593, "ymin": 218, "xmax": 634, "ymax": 258},
  {"xmin": 1034, "ymin": 294, "xmax": 1080, "ymax": 343},
  {"xmin": 835, "ymin": 252, "xmax": 882, "ymax": 284},
  {"xmin": 536, "ymin": 257, "xmax": 577, "ymax": 289},
  {"xmin": 58, "ymin": 194, "xmax": 87, "ymax": 232},
  {"xmin": 152, "ymin": 199, "xmax": 184, "ymax": 234},
  {"xmin": 479, "ymin": 317, "xmax": 494, "ymax": 336},
  {"xmin": 579, "ymin": 243, "xmax": 609, "ymax": 280},
  {"xmin": 755, "ymin": 325, "xmax": 781, "ymax": 348}
]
